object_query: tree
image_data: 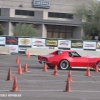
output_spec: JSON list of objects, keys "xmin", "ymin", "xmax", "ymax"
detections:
[
  {"xmin": 12, "ymin": 23, "xmax": 38, "ymax": 37},
  {"xmin": 74, "ymin": 0, "xmax": 100, "ymax": 40},
  {"xmin": 0, "ymin": 24, "xmax": 4, "ymax": 35}
]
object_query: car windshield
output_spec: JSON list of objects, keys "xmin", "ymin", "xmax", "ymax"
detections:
[{"xmin": 68, "ymin": 52, "xmax": 81, "ymax": 57}]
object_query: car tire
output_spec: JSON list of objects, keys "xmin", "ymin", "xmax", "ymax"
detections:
[
  {"xmin": 97, "ymin": 61, "xmax": 100, "ymax": 70},
  {"xmin": 59, "ymin": 60, "xmax": 70, "ymax": 70},
  {"xmin": 47, "ymin": 64, "xmax": 54, "ymax": 69}
]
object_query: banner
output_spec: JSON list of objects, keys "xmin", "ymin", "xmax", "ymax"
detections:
[
  {"xmin": 83, "ymin": 41, "xmax": 96, "ymax": 50},
  {"xmin": 0, "ymin": 37, "xmax": 5, "ymax": 45},
  {"xmin": 71, "ymin": 40, "xmax": 83, "ymax": 48},
  {"xmin": 32, "ymin": 38, "xmax": 45, "ymax": 48},
  {"xmin": 46, "ymin": 39, "xmax": 58, "ymax": 47},
  {"xmin": 58, "ymin": 40, "xmax": 71, "ymax": 48},
  {"xmin": 18, "ymin": 38, "xmax": 32, "ymax": 46},
  {"xmin": 5, "ymin": 45, "xmax": 18, "ymax": 53},
  {"xmin": 6, "ymin": 36, "xmax": 18, "ymax": 45},
  {"xmin": 18, "ymin": 46, "xmax": 31, "ymax": 52}
]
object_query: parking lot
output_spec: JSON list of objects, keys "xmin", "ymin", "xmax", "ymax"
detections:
[{"xmin": 0, "ymin": 54, "xmax": 100, "ymax": 100}]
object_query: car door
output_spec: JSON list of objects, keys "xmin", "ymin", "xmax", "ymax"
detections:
[
  {"xmin": 68, "ymin": 52, "xmax": 89, "ymax": 67},
  {"xmin": 71, "ymin": 57, "xmax": 89, "ymax": 67}
]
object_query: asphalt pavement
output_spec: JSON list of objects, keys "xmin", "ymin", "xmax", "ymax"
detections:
[{"xmin": 0, "ymin": 54, "xmax": 100, "ymax": 100}]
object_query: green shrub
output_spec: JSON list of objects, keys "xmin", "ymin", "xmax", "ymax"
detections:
[{"xmin": 82, "ymin": 34, "xmax": 92, "ymax": 40}]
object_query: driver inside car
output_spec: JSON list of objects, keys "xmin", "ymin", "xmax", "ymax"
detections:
[{"xmin": 58, "ymin": 51, "xmax": 62, "ymax": 54}]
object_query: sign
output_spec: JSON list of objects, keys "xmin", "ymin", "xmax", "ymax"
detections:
[
  {"xmin": 19, "ymin": 46, "xmax": 31, "ymax": 52},
  {"xmin": 83, "ymin": 41, "xmax": 96, "ymax": 50},
  {"xmin": 5, "ymin": 45, "xmax": 18, "ymax": 53},
  {"xmin": 32, "ymin": 38, "xmax": 45, "ymax": 48},
  {"xmin": 0, "ymin": 37, "xmax": 5, "ymax": 45},
  {"xmin": 71, "ymin": 40, "xmax": 83, "ymax": 48},
  {"xmin": 33, "ymin": 0, "xmax": 50, "ymax": 9},
  {"xmin": 18, "ymin": 38, "xmax": 32, "ymax": 46},
  {"xmin": 58, "ymin": 40, "xmax": 71, "ymax": 48},
  {"xmin": 6, "ymin": 36, "xmax": 18, "ymax": 45},
  {"xmin": 46, "ymin": 39, "xmax": 58, "ymax": 47}
]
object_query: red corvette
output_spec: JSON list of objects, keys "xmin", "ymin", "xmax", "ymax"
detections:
[{"xmin": 38, "ymin": 50, "xmax": 100, "ymax": 70}]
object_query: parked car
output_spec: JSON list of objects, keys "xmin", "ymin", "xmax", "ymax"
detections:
[{"xmin": 38, "ymin": 50, "xmax": 100, "ymax": 70}]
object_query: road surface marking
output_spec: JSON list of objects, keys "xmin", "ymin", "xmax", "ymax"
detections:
[{"xmin": 0, "ymin": 90, "xmax": 100, "ymax": 92}]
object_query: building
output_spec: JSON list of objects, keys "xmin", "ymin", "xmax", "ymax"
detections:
[{"xmin": 0, "ymin": 0, "xmax": 92, "ymax": 39}]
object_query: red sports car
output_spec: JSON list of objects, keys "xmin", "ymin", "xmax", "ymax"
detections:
[{"xmin": 38, "ymin": 50, "xmax": 100, "ymax": 70}]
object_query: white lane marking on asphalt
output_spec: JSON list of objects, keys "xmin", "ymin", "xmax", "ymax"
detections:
[
  {"xmin": 81, "ymin": 98, "xmax": 87, "ymax": 100},
  {"xmin": 0, "ymin": 70, "xmax": 100, "ymax": 78},
  {"xmin": 0, "ymin": 61, "xmax": 39, "ymax": 65},
  {"xmin": 72, "ymin": 90, "xmax": 100, "ymax": 92},
  {"xmin": 0, "ymin": 90, "xmax": 100, "ymax": 92},
  {"xmin": 0, "ymin": 79, "xmax": 100, "ymax": 83},
  {"xmin": 0, "ymin": 70, "xmax": 39, "ymax": 72},
  {"xmin": 72, "ymin": 81, "xmax": 98, "ymax": 83},
  {"xmin": 0, "ymin": 90, "xmax": 63, "ymax": 92},
  {"xmin": 0, "ymin": 80, "xmax": 64, "ymax": 82}
]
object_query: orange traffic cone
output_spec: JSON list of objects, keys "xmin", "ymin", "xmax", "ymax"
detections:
[
  {"xmin": 18, "ymin": 64, "xmax": 22, "ymax": 74},
  {"xmin": 52, "ymin": 65, "xmax": 58, "ymax": 76},
  {"xmin": 65, "ymin": 77, "xmax": 71, "ymax": 92},
  {"xmin": 68, "ymin": 70, "xmax": 72, "ymax": 82},
  {"xmin": 24, "ymin": 63, "xmax": 28, "ymax": 72},
  {"xmin": 86, "ymin": 67, "xmax": 91, "ymax": 76},
  {"xmin": 26, "ymin": 52, "xmax": 30, "ymax": 58},
  {"xmin": 43, "ymin": 63, "xmax": 47, "ymax": 72},
  {"xmin": 12, "ymin": 76, "xmax": 18, "ymax": 92},
  {"xmin": 16, "ymin": 56, "xmax": 19, "ymax": 64},
  {"xmin": 95, "ymin": 65, "xmax": 99, "ymax": 72},
  {"xmin": 6, "ymin": 68, "xmax": 12, "ymax": 81}
]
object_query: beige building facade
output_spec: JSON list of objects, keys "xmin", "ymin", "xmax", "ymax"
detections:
[{"xmin": 0, "ymin": 0, "xmax": 93, "ymax": 39}]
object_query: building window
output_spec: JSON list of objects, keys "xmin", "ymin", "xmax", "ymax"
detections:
[
  {"xmin": 48, "ymin": 12, "xmax": 55, "ymax": 17},
  {"xmin": 48, "ymin": 12, "xmax": 73, "ymax": 19},
  {"xmin": 47, "ymin": 25, "xmax": 73, "ymax": 39},
  {"xmin": 61, "ymin": 13, "xmax": 66, "ymax": 18},
  {"xmin": 28, "ymin": 11, "xmax": 34, "ymax": 16},
  {"xmin": 15, "ymin": 10, "xmax": 34, "ymax": 16},
  {"xmin": 22, "ymin": 10, "xmax": 28, "ymax": 16},
  {"xmin": 55, "ymin": 13, "xmax": 60, "ymax": 18},
  {"xmin": 15, "ymin": 10, "xmax": 22, "ymax": 15},
  {"xmin": 67, "ymin": 14, "xmax": 73, "ymax": 19}
]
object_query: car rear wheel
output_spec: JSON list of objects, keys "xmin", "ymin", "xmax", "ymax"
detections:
[
  {"xmin": 59, "ymin": 60, "xmax": 70, "ymax": 70},
  {"xmin": 97, "ymin": 61, "xmax": 100, "ymax": 70},
  {"xmin": 47, "ymin": 64, "xmax": 54, "ymax": 69}
]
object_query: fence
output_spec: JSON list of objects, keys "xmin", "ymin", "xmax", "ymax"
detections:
[{"xmin": 0, "ymin": 36, "xmax": 100, "ymax": 54}]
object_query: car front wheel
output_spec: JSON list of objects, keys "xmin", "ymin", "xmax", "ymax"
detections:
[
  {"xmin": 59, "ymin": 60, "xmax": 70, "ymax": 70},
  {"xmin": 97, "ymin": 61, "xmax": 100, "ymax": 70}
]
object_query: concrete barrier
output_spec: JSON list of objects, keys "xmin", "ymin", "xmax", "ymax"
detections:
[
  {"xmin": 26, "ymin": 48, "xmax": 100, "ymax": 57},
  {"xmin": 76, "ymin": 50, "xmax": 100, "ymax": 57},
  {"xmin": 26, "ymin": 48, "xmax": 58, "ymax": 55},
  {"xmin": 0, "ymin": 46, "xmax": 10, "ymax": 55}
]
